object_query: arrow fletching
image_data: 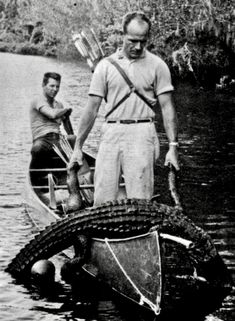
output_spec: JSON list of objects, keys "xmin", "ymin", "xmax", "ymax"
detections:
[{"xmin": 72, "ymin": 28, "xmax": 105, "ymax": 71}]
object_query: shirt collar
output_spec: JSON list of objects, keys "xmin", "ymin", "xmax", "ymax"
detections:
[{"xmin": 116, "ymin": 47, "xmax": 146, "ymax": 60}]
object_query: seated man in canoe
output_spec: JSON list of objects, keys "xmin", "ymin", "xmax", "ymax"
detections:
[
  {"xmin": 29, "ymin": 72, "xmax": 93, "ymax": 212},
  {"xmin": 29, "ymin": 72, "xmax": 75, "ymax": 169}
]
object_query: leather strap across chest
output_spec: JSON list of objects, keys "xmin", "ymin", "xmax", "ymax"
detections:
[{"xmin": 105, "ymin": 57, "xmax": 155, "ymax": 119}]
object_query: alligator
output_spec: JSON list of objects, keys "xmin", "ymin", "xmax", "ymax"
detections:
[{"xmin": 6, "ymin": 198, "xmax": 232, "ymax": 297}]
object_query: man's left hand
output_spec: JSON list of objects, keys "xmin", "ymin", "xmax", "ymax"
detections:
[{"xmin": 164, "ymin": 147, "xmax": 179, "ymax": 170}]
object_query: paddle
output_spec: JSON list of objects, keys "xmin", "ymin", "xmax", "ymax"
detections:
[{"xmin": 63, "ymin": 116, "xmax": 74, "ymax": 135}]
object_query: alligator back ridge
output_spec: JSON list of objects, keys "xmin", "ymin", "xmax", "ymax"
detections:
[{"xmin": 6, "ymin": 199, "xmax": 219, "ymax": 278}]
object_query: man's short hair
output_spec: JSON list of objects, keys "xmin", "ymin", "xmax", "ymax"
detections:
[
  {"xmin": 122, "ymin": 11, "xmax": 151, "ymax": 35},
  {"xmin": 42, "ymin": 72, "xmax": 61, "ymax": 86}
]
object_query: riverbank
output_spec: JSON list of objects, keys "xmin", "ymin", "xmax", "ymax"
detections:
[
  {"xmin": 0, "ymin": 40, "xmax": 55, "ymax": 56},
  {"xmin": 1, "ymin": 43, "xmax": 234, "ymax": 91},
  {"xmin": 1, "ymin": 0, "xmax": 234, "ymax": 90}
]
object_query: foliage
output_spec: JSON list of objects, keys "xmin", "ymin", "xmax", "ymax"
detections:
[
  {"xmin": 0, "ymin": 0, "xmax": 235, "ymax": 85},
  {"xmin": 14, "ymin": 42, "xmax": 43, "ymax": 55},
  {"xmin": 0, "ymin": 41, "xmax": 15, "ymax": 52}
]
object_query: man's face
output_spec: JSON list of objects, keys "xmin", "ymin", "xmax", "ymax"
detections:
[
  {"xmin": 123, "ymin": 19, "xmax": 149, "ymax": 59},
  {"xmin": 43, "ymin": 78, "xmax": 60, "ymax": 99}
]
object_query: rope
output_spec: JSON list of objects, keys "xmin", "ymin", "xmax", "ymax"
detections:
[
  {"xmin": 60, "ymin": 135, "xmax": 73, "ymax": 158},
  {"xmin": 53, "ymin": 135, "xmax": 73, "ymax": 165},
  {"xmin": 94, "ymin": 231, "xmax": 151, "ymax": 242},
  {"xmin": 52, "ymin": 144, "xmax": 68, "ymax": 165},
  {"xmin": 104, "ymin": 231, "xmax": 161, "ymax": 315}
]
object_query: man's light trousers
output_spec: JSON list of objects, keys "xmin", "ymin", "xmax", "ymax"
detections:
[{"xmin": 94, "ymin": 122, "xmax": 160, "ymax": 205}]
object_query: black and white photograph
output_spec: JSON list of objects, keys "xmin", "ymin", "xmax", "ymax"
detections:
[{"xmin": 0, "ymin": 1, "xmax": 234, "ymax": 320}]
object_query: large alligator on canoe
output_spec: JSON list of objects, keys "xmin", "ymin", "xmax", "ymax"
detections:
[{"xmin": 6, "ymin": 199, "xmax": 232, "ymax": 297}]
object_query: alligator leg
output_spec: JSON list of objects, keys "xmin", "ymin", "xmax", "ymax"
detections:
[{"xmin": 61, "ymin": 234, "xmax": 91, "ymax": 284}]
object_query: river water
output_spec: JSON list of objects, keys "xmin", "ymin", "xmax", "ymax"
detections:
[{"xmin": 0, "ymin": 52, "xmax": 234, "ymax": 321}]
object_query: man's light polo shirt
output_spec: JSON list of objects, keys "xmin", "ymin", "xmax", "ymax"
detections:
[{"xmin": 89, "ymin": 48, "xmax": 174, "ymax": 120}]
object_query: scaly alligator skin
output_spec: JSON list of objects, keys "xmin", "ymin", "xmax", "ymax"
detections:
[{"xmin": 5, "ymin": 199, "xmax": 232, "ymax": 292}]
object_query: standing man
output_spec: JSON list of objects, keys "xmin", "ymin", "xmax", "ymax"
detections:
[
  {"xmin": 69, "ymin": 11, "xmax": 179, "ymax": 205},
  {"xmin": 30, "ymin": 72, "xmax": 74, "ymax": 168}
]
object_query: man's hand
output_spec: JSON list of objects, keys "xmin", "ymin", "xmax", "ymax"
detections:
[
  {"xmin": 68, "ymin": 148, "xmax": 83, "ymax": 171},
  {"xmin": 61, "ymin": 108, "xmax": 73, "ymax": 121},
  {"xmin": 65, "ymin": 108, "xmax": 72, "ymax": 117},
  {"xmin": 164, "ymin": 146, "xmax": 180, "ymax": 170}
]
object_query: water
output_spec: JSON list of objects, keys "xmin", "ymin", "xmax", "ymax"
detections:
[{"xmin": 0, "ymin": 52, "xmax": 234, "ymax": 320}]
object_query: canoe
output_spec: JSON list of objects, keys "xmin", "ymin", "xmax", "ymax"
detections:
[{"xmin": 9, "ymin": 137, "xmax": 232, "ymax": 318}]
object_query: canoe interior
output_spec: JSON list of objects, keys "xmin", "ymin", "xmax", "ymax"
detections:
[
  {"xmin": 29, "ymin": 150, "xmax": 96, "ymax": 215},
  {"xmin": 84, "ymin": 233, "xmax": 208, "ymax": 314},
  {"xmin": 85, "ymin": 233, "xmax": 162, "ymax": 312},
  {"xmin": 28, "ymin": 148, "xmax": 126, "ymax": 215}
]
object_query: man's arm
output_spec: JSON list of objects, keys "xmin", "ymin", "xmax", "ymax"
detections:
[
  {"xmin": 68, "ymin": 95, "xmax": 103, "ymax": 169},
  {"xmin": 39, "ymin": 105, "xmax": 72, "ymax": 120},
  {"xmin": 158, "ymin": 92, "xmax": 179, "ymax": 170}
]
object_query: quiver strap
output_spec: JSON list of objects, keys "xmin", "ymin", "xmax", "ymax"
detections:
[{"xmin": 105, "ymin": 57, "xmax": 155, "ymax": 119}]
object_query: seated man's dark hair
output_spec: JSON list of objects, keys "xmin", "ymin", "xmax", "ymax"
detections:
[
  {"xmin": 42, "ymin": 72, "xmax": 61, "ymax": 86},
  {"xmin": 122, "ymin": 11, "xmax": 151, "ymax": 35}
]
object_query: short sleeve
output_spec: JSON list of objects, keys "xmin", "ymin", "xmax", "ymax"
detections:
[
  {"xmin": 155, "ymin": 59, "xmax": 174, "ymax": 96},
  {"xmin": 34, "ymin": 97, "xmax": 47, "ymax": 111},
  {"xmin": 88, "ymin": 59, "xmax": 108, "ymax": 98}
]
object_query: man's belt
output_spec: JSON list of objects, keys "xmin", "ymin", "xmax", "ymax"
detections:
[{"xmin": 106, "ymin": 118, "xmax": 154, "ymax": 124}]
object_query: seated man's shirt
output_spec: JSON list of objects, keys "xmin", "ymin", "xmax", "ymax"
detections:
[{"xmin": 30, "ymin": 95, "xmax": 64, "ymax": 141}]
